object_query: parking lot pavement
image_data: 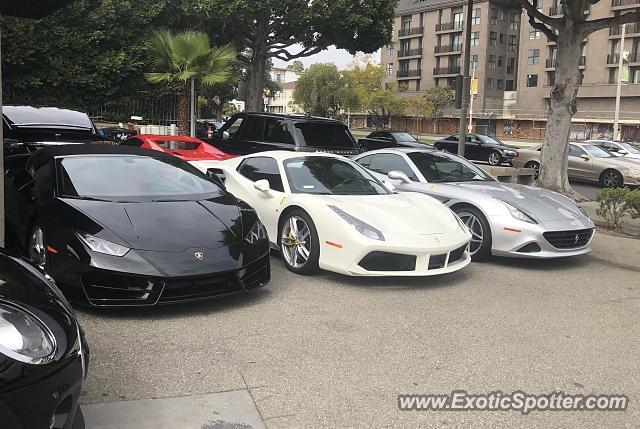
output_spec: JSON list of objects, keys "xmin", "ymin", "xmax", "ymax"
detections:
[{"xmin": 77, "ymin": 232, "xmax": 640, "ymax": 428}]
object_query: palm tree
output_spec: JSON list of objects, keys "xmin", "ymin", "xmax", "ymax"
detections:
[{"xmin": 145, "ymin": 30, "xmax": 235, "ymax": 135}]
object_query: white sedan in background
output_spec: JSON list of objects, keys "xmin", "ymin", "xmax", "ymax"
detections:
[{"xmin": 192, "ymin": 152, "xmax": 472, "ymax": 276}]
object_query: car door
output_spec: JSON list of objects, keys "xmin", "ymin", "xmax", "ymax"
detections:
[
  {"xmin": 567, "ymin": 144, "xmax": 592, "ymax": 180},
  {"xmin": 367, "ymin": 153, "xmax": 420, "ymax": 187},
  {"xmin": 262, "ymin": 117, "xmax": 296, "ymax": 151},
  {"xmin": 465, "ymin": 135, "xmax": 483, "ymax": 161},
  {"xmin": 235, "ymin": 156, "xmax": 286, "ymax": 241},
  {"xmin": 232, "ymin": 115, "xmax": 271, "ymax": 154}
]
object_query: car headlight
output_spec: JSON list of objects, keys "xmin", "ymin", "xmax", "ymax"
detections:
[
  {"xmin": 498, "ymin": 200, "xmax": 538, "ymax": 224},
  {"xmin": 328, "ymin": 205, "xmax": 385, "ymax": 241},
  {"xmin": 245, "ymin": 218, "xmax": 267, "ymax": 243},
  {"xmin": 77, "ymin": 232, "xmax": 130, "ymax": 256},
  {"xmin": 0, "ymin": 302, "xmax": 56, "ymax": 365}
]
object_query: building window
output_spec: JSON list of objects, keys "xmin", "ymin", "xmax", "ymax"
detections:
[
  {"xmin": 472, "ymin": 8, "xmax": 481, "ymax": 25},
  {"xmin": 528, "ymin": 49, "xmax": 540, "ymax": 65},
  {"xmin": 547, "ymin": 71, "xmax": 556, "ymax": 86},
  {"xmin": 497, "ymin": 79, "xmax": 504, "ymax": 90},
  {"xmin": 401, "ymin": 15, "xmax": 412, "ymax": 30},
  {"xmin": 506, "ymin": 80, "xmax": 515, "ymax": 91},
  {"xmin": 453, "ymin": 11, "xmax": 463, "ymax": 27},
  {"xmin": 386, "ymin": 63, "xmax": 393, "ymax": 76},
  {"xmin": 471, "ymin": 32, "xmax": 479, "ymax": 46},
  {"xmin": 498, "ymin": 56, "xmax": 503, "ymax": 67},
  {"xmin": 386, "ymin": 43, "xmax": 394, "ymax": 56},
  {"xmin": 530, "ymin": 26, "xmax": 541, "ymax": 40},
  {"xmin": 609, "ymin": 69, "xmax": 617, "ymax": 84},
  {"xmin": 490, "ymin": 7, "xmax": 498, "ymax": 25},
  {"xmin": 499, "ymin": 10, "xmax": 506, "ymax": 21},
  {"xmin": 488, "ymin": 55, "xmax": 496, "ymax": 69},
  {"xmin": 470, "ymin": 54, "xmax": 479, "ymax": 69},
  {"xmin": 508, "ymin": 35, "xmax": 517, "ymax": 53},
  {"xmin": 447, "ymin": 77, "xmax": 458, "ymax": 88},
  {"xmin": 527, "ymin": 74, "xmax": 538, "ymax": 87},
  {"xmin": 490, "ymin": 32, "xmax": 497, "ymax": 46},
  {"xmin": 499, "ymin": 33, "xmax": 506, "ymax": 44},
  {"xmin": 487, "ymin": 78, "xmax": 495, "ymax": 90},
  {"xmin": 509, "ymin": 13, "xmax": 519, "ymax": 30}
]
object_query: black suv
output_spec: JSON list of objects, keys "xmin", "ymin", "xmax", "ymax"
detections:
[{"xmin": 207, "ymin": 112, "xmax": 360, "ymax": 156}]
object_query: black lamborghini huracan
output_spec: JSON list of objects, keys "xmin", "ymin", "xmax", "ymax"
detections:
[{"xmin": 4, "ymin": 145, "xmax": 270, "ymax": 307}]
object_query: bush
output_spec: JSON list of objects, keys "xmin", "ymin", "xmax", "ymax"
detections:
[
  {"xmin": 596, "ymin": 188, "xmax": 631, "ymax": 230},
  {"xmin": 626, "ymin": 189, "xmax": 640, "ymax": 220}
]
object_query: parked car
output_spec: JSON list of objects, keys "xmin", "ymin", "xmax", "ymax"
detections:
[
  {"xmin": 513, "ymin": 143, "xmax": 640, "ymax": 188},
  {"xmin": 195, "ymin": 151, "xmax": 472, "ymax": 276},
  {"xmin": 0, "ymin": 250, "xmax": 88, "ymax": 428},
  {"xmin": 97, "ymin": 127, "xmax": 136, "ymax": 143},
  {"xmin": 121, "ymin": 134, "xmax": 234, "ymax": 161},
  {"xmin": 354, "ymin": 148, "xmax": 595, "ymax": 260},
  {"xmin": 433, "ymin": 134, "xmax": 518, "ymax": 166},
  {"xmin": 585, "ymin": 139, "xmax": 640, "ymax": 160},
  {"xmin": 5, "ymin": 144, "xmax": 270, "ymax": 307},
  {"xmin": 206, "ymin": 112, "xmax": 360, "ymax": 156},
  {"xmin": 357, "ymin": 130, "xmax": 425, "ymax": 151}
]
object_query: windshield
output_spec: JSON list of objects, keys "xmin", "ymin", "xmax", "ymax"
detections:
[
  {"xmin": 478, "ymin": 135, "xmax": 505, "ymax": 146},
  {"xmin": 392, "ymin": 132, "xmax": 417, "ymax": 142},
  {"xmin": 58, "ymin": 155, "xmax": 220, "ymax": 200},
  {"xmin": 407, "ymin": 151, "xmax": 494, "ymax": 183},
  {"xmin": 283, "ymin": 157, "xmax": 390, "ymax": 195},
  {"xmin": 294, "ymin": 123, "xmax": 356, "ymax": 148},
  {"xmin": 619, "ymin": 143, "xmax": 640, "ymax": 154},
  {"xmin": 583, "ymin": 144, "xmax": 613, "ymax": 158}
]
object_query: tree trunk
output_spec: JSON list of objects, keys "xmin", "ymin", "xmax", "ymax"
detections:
[
  {"xmin": 177, "ymin": 82, "xmax": 190, "ymax": 135},
  {"xmin": 246, "ymin": 22, "xmax": 268, "ymax": 112},
  {"xmin": 432, "ymin": 118, "xmax": 437, "ymax": 134},
  {"xmin": 538, "ymin": 23, "xmax": 583, "ymax": 198}
]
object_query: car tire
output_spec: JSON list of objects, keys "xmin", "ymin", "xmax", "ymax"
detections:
[
  {"xmin": 599, "ymin": 169, "xmax": 623, "ymax": 188},
  {"xmin": 278, "ymin": 209, "xmax": 320, "ymax": 275},
  {"xmin": 488, "ymin": 151, "xmax": 502, "ymax": 166},
  {"xmin": 524, "ymin": 161, "xmax": 540, "ymax": 180},
  {"xmin": 454, "ymin": 206, "xmax": 492, "ymax": 261},
  {"xmin": 26, "ymin": 222, "xmax": 48, "ymax": 272}
]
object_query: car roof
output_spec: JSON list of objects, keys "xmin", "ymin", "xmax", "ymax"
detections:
[
  {"xmin": 3, "ymin": 105, "xmax": 93, "ymax": 129},
  {"xmin": 356, "ymin": 147, "xmax": 438, "ymax": 157},
  {"xmin": 241, "ymin": 150, "xmax": 345, "ymax": 162},
  {"xmin": 235, "ymin": 111, "xmax": 344, "ymax": 124},
  {"xmin": 135, "ymin": 134, "xmax": 203, "ymax": 142}
]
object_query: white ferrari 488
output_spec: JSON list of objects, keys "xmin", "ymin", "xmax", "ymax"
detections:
[{"xmin": 192, "ymin": 152, "xmax": 471, "ymax": 276}]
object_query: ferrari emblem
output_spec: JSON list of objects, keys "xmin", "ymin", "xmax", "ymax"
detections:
[{"xmin": 194, "ymin": 251, "xmax": 204, "ymax": 261}]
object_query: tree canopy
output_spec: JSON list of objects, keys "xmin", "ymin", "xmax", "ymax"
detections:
[{"xmin": 292, "ymin": 63, "xmax": 356, "ymax": 118}]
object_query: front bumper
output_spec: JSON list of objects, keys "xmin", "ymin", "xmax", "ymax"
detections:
[{"xmin": 489, "ymin": 216, "xmax": 595, "ymax": 259}]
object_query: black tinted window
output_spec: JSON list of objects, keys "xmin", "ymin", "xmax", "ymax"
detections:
[
  {"xmin": 224, "ymin": 116, "xmax": 244, "ymax": 137},
  {"xmin": 237, "ymin": 157, "xmax": 284, "ymax": 192},
  {"xmin": 264, "ymin": 118, "xmax": 294, "ymax": 144},
  {"xmin": 357, "ymin": 155, "xmax": 372, "ymax": 168},
  {"xmin": 369, "ymin": 154, "xmax": 418, "ymax": 181},
  {"xmin": 122, "ymin": 138, "xmax": 144, "ymax": 147},
  {"xmin": 239, "ymin": 116, "xmax": 265, "ymax": 141},
  {"xmin": 568, "ymin": 145, "xmax": 584, "ymax": 157},
  {"xmin": 294, "ymin": 123, "xmax": 356, "ymax": 148}
]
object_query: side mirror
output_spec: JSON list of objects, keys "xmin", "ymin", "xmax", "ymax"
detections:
[
  {"xmin": 222, "ymin": 131, "xmax": 230, "ymax": 141},
  {"xmin": 383, "ymin": 180, "xmax": 396, "ymax": 192},
  {"xmin": 206, "ymin": 168, "xmax": 226, "ymax": 189},
  {"xmin": 254, "ymin": 179, "xmax": 271, "ymax": 192},
  {"xmin": 387, "ymin": 170, "xmax": 412, "ymax": 184}
]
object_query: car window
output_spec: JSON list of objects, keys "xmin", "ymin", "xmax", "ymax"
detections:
[
  {"xmin": 224, "ymin": 116, "xmax": 244, "ymax": 138},
  {"xmin": 294, "ymin": 122, "xmax": 356, "ymax": 148},
  {"xmin": 583, "ymin": 144, "xmax": 613, "ymax": 158},
  {"xmin": 478, "ymin": 135, "xmax": 504, "ymax": 145},
  {"xmin": 408, "ymin": 151, "xmax": 494, "ymax": 183},
  {"xmin": 122, "ymin": 138, "xmax": 144, "ymax": 147},
  {"xmin": 356, "ymin": 155, "xmax": 372, "ymax": 168},
  {"xmin": 238, "ymin": 116, "xmax": 265, "ymax": 141},
  {"xmin": 568, "ymin": 145, "xmax": 585, "ymax": 157},
  {"xmin": 264, "ymin": 118, "xmax": 294, "ymax": 145},
  {"xmin": 446, "ymin": 135, "xmax": 457, "ymax": 141},
  {"xmin": 369, "ymin": 154, "xmax": 418, "ymax": 181},
  {"xmin": 237, "ymin": 156, "xmax": 284, "ymax": 192},
  {"xmin": 391, "ymin": 132, "xmax": 417, "ymax": 142},
  {"xmin": 620, "ymin": 142, "xmax": 640, "ymax": 154}
]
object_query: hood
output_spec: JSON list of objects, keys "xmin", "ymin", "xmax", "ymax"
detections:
[
  {"xmin": 445, "ymin": 181, "xmax": 586, "ymax": 221},
  {"xmin": 61, "ymin": 194, "xmax": 242, "ymax": 252},
  {"xmin": 321, "ymin": 193, "xmax": 459, "ymax": 236}
]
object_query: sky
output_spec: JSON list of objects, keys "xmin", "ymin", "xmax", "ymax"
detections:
[{"xmin": 272, "ymin": 45, "xmax": 380, "ymax": 70}]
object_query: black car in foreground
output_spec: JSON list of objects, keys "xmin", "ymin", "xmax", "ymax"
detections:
[
  {"xmin": 433, "ymin": 134, "xmax": 518, "ymax": 166},
  {"xmin": 357, "ymin": 130, "xmax": 425, "ymax": 151},
  {"xmin": 0, "ymin": 251, "xmax": 88, "ymax": 429},
  {"xmin": 5, "ymin": 145, "xmax": 270, "ymax": 307},
  {"xmin": 207, "ymin": 112, "xmax": 360, "ymax": 156}
]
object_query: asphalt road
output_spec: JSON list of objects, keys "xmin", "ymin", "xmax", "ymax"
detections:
[
  {"xmin": 571, "ymin": 182, "xmax": 601, "ymax": 201},
  {"xmin": 77, "ymin": 233, "xmax": 640, "ymax": 428}
]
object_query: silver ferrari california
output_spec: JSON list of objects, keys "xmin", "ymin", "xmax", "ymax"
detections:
[{"xmin": 353, "ymin": 148, "xmax": 595, "ymax": 260}]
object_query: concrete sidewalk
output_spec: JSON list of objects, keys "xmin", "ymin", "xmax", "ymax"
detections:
[{"xmin": 581, "ymin": 201, "xmax": 640, "ymax": 237}]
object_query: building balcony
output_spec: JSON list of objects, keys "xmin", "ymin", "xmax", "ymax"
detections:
[
  {"xmin": 612, "ymin": 0, "xmax": 640, "ymax": 9},
  {"xmin": 545, "ymin": 57, "xmax": 586, "ymax": 69},
  {"xmin": 605, "ymin": 53, "xmax": 639, "ymax": 65},
  {"xmin": 549, "ymin": 4, "xmax": 589, "ymax": 16},
  {"xmin": 435, "ymin": 21, "xmax": 464, "ymax": 33},
  {"xmin": 609, "ymin": 23, "xmax": 640, "ymax": 36},
  {"xmin": 433, "ymin": 66, "xmax": 461, "ymax": 76},
  {"xmin": 397, "ymin": 69, "xmax": 422, "ymax": 79},
  {"xmin": 434, "ymin": 44, "xmax": 463, "ymax": 55},
  {"xmin": 398, "ymin": 27, "xmax": 424, "ymax": 38},
  {"xmin": 398, "ymin": 48, "xmax": 423, "ymax": 58}
]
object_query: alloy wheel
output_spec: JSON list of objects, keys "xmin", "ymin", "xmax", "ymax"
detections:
[
  {"xmin": 527, "ymin": 162, "xmax": 540, "ymax": 180},
  {"xmin": 458, "ymin": 212, "xmax": 484, "ymax": 256},
  {"xmin": 29, "ymin": 227, "xmax": 47, "ymax": 271},
  {"xmin": 603, "ymin": 171, "xmax": 619, "ymax": 188},
  {"xmin": 280, "ymin": 216, "xmax": 311, "ymax": 268},
  {"xmin": 488, "ymin": 152, "xmax": 501, "ymax": 166}
]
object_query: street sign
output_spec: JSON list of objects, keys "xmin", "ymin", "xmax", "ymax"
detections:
[{"xmin": 470, "ymin": 78, "xmax": 478, "ymax": 96}]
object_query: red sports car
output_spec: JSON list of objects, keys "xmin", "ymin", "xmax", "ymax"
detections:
[{"xmin": 121, "ymin": 134, "xmax": 233, "ymax": 161}]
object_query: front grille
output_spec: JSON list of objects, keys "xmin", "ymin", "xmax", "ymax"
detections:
[
  {"xmin": 81, "ymin": 272, "xmax": 162, "ymax": 306},
  {"xmin": 238, "ymin": 255, "xmax": 270, "ymax": 289},
  {"xmin": 448, "ymin": 244, "xmax": 468, "ymax": 264},
  {"xmin": 517, "ymin": 242, "xmax": 542, "ymax": 253},
  {"xmin": 543, "ymin": 228, "xmax": 594, "ymax": 249},
  {"xmin": 359, "ymin": 252, "xmax": 417, "ymax": 272},
  {"xmin": 159, "ymin": 273, "xmax": 241, "ymax": 303},
  {"xmin": 428, "ymin": 254, "xmax": 446, "ymax": 270}
]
